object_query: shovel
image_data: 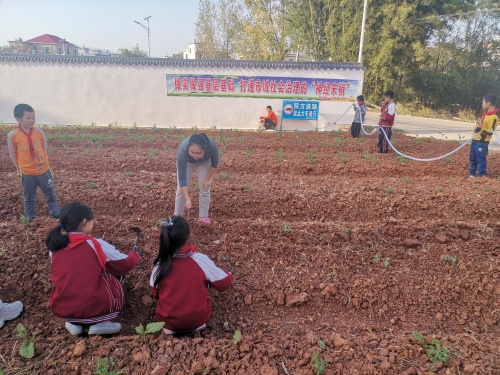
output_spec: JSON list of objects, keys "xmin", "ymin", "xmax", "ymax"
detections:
[{"xmin": 129, "ymin": 226, "xmax": 142, "ymax": 253}]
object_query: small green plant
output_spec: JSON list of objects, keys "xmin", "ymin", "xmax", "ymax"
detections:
[
  {"xmin": 311, "ymin": 340, "xmax": 327, "ymax": 374},
  {"xmin": 243, "ymin": 184, "xmax": 251, "ymax": 190},
  {"xmin": 374, "ymin": 253, "xmax": 381, "ymax": 261},
  {"xmin": 233, "ymin": 330, "xmax": 242, "ymax": 346},
  {"xmin": 245, "ymin": 147, "xmax": 251, "ymax": 155},
  {"xmin": 149, "ymin": 149, "xmax": 158, "ymax": 158},
  {"xmin": 344, "ymin": 228, "xmax": 351, "ymax": 234},
  {"xmin": 276, "ymin": 148, "xmax": 284, "ymax": 163},
  {"xmin": 87, "ymin": 182, "xmax": 98, "ymax": 190},
  {"xmin": 20, "ymin": 215, "xmax": 31, "ymax": 224},
  {"xmin": 397, "ymin": 155, "xmax": 409, "ymax": 164},
  {"xmin": 220, "ymin": 172, "xmax": 229, "ymax": 180},
  {"xmin": 142, "ymin": 184, "xmax": 150, "ymax": 190},
  {"xmin": 283, "ymin": 221, "xmax": 293, "ymax": 233},
  {"xmin": 412, "ymin": 331, "xmax": 449, "ymax": 365},
  {"xmin": 441, "ymin": 255, "xmax": 457, "ymax": 266},
  {"xmin": 385, "ymin": 187, "xmax": 394, "ymax": 194},
  {"xmin": 16, "ymin": 324, "xmax": 35, "ymax": 359},
  {"xmin": 402, "ymin": 176, "xmax": 410, "ymax": 183},
  {"xmin": 151, "ymin": 124, "xmax": 159, "ymax": 133},
  {"xmin": 435, "ymin": 185, "xmax": 443, "ymax": 193},
  {"xmin": 124, "ymin": 171, "xmax": 134, "ymax": 176},
  {"xmin": 444, "ymin": 157, "xmax": 450, "ymax": 163},
  {"xmin": 335, "ymin": 137, "xmax": 344, "ymax": 146},
  {"xmin": 135, "ymin": 322, "xmax": 165, "ymax": 339},
  {"xmin": 195, "ymin": 182, "xmax": 200, "ymax": 191},
  {"xmin": 382, "ymin": 257, "xmax": 390, "ymax": 268},
  {"xmin": 0, "ymin": 246, "xmax": 7, "ymax": 256},
  {"xmin": 94, "ymin": 357, "xmax": 122, "ymax": 375},
  {"xmin": 220, "ymin": 146, "xmax": 227, "ymax": 155},
  {"xmin": 309, "ymin": 149, "xmax": 317, "ymax": 164},
  {"xmin": 336, "ymin": 152, "xmax": 348, "ymax": 163},
  {"xmin": 363, "ymin": 151, "xmax": 372, "ymax": 160}
]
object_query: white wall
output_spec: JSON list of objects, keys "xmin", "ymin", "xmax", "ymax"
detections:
[{"xmin": 0, "ymin": 57, "xmax": 365, "ymax": 130}]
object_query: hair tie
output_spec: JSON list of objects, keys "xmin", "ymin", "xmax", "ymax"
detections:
[{"xmin": 161, "ymin": 217, "xmax": 174, "ymax": 227}]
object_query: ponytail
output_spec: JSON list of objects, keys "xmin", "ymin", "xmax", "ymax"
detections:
[
  {"xmin": 45, "ymin": 202, "xmax": 93, "ymax": 252},
  {"xmin": 152, "ymin": 216, "xmax": 190, "ymax": 286}
]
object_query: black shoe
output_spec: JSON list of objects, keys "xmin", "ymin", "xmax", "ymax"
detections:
[{"xmin": 51, "ymin": 214, "xmax": 59, "ymax": 219}]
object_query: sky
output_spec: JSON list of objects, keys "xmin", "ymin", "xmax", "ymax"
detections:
[{"xmin": 0, "ymin": 0, "xmax": 200, "ymax": 57}]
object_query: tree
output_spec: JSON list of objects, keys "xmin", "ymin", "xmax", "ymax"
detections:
[{"xmin": 118, "ymin": 44, "xmax": 148, "ymax": 57}]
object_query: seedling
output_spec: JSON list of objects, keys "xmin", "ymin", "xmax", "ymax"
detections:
[
  {"xmin": 149, "ymin": 149, "xmax": 158, "ymax": 158},
  {"xmin": 220, "ymin": 146, "xmax": 227, "ymax": 155},
  {"xmin": 382, "ymin": 257, "xmax": 390, "ymax": 268},
  {"xmin": 135, "ymin": 322, "xmax": 165, "ymax": 339},
  {"xmin": 283, "ymin": 222, "xmax": 293, "ymax": 233},
  {"xmin": 412, "ymin": 331, "xmax": 449, "ymax": 365},
  {"xmin": 195, "ymin": 182, "xmax": 200, "ymax": 191},
  {"xmin": 142, "ymin": 184, "xmax": 150, "ymax": 190},
  {"xmin": 444, "ymin": 157, "xmax": 450, "ymax": 163},
  {"xmin": 435, "ymin": 186, "xmax": 443, "ymax": 193},
  {"xmin": 16, "ymin": 324, "xmax": 35, "ymax": 359},
  {"xmin": 374, "ymin": 253, "xmax": 381, "ymax": 261},
  {"xmin": 243, "ymin": 184, "xmax": 251, "ymax": 190},
  {"xmin": 441, "ymin": 255, "xmax": 457, "ymax": 266},
  {"xmin": 335, "ymin": 137, "xmax": 344, "ymax": 146},
  {"xmin": 363, "ymin": 151, "xmax": 372, "ymax": 160},
  {"xmin": 276, "ymin": 148, "xmax": 284, "ymax": 163},
  {"xmin": 336, "ymin": 152, "xmax": 348, "ymax": 163},
  {"xmin": 402, "ymin": 176, "xmax": 410, "ymax": 183},
  {"xmin": 233, "ymin": 330, "xmax": 242, "ymax": 346},
  {"xmin": 311, "ymin": 340, "xmax": 327, "ymax": 374},
  {"xmin": 20, "ymin": 215, "xmax": 31, "ymax": 224},
  {"xmin": 344, "ymin": 228, "xmax": 351, "ymax": 234},
  {"xmin": 385, "ymin": 187, "xmax": 394, "ymax": 194},
  {"xmin": 245, "ymin": 147, "xmax": 251, "ymax": 155},
  {"xmin": 396, "ymin": 155, "xmax": 409, "ymax": 164},
  {"xmin": 151, "ymin": 124, "xmax": 159, "ymax": 133},
  {"xmin": 309, "ymin": 149, "xmax": 317, "ymax": 164},
  {"xmin": 94, "ymin": 357, "xmax": 122, "ymax": 375},
  {"xmin": 220, "ymin": 172, "xmax": 229, "ymax": 180},
  {"xmin": 87, "ymin": 182, "xmax": 98, "ymax": 190},
  {"xmin": 124, "ymin": 171, "xmax": 134, "ymax": 176}
]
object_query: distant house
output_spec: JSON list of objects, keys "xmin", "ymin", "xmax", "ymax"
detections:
[
  {"xmin": 78, "ymin": 45, "xmax": 116, "ymax": 57},
  {"xmin": 8, "ymin": 34, "xmax": 78, "ymax": 55},
  {"xmin": 183, "ymin": 42, "xmax": 201, "ymax": 59}
]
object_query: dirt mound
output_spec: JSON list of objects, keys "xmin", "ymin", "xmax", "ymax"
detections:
[{"xmin": 0, "ymin": 127, "xmax": 498, "ymax": 374}]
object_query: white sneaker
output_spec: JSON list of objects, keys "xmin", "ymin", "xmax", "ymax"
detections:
[
  {"xmin": 88, "ymin": 322, "xmax": 121, "ymax": 335},
  {"xmin": 0, "ymin": 300, "xmax": 23, "ymax": 329},
  {"xmin": 469, "ymin": 175, "xmax": 475, "ymax": 179},
  {"xmin": 65, "ymin": 322, "xmax": 83, "ymax": 335}
]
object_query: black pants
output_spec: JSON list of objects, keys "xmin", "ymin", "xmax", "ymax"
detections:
[
  {"xmin": 351, "ymin": 122, "xmax": 361, "ymax": 138},
  {"xmin": 378, "ymin": 126, "xmax": 392, "ymax": 153},
  {"xmin": 264, "ymin": 118, "xmax": 276, "ymax": 130}
]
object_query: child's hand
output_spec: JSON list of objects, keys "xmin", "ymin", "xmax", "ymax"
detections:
[
  {"xmin": 202, "ymin": 179, "xmax": 212, "ymax": 189},
  {"xmin": 185, "ymin": 199, "xmax": 192, "ymax": 209}
]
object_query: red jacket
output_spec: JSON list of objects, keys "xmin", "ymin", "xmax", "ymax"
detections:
[
  {"xmin": 260, "ymin": 111, "xmax": 278, "ymax": 125},
  {"xmin": 379, "ymin": 102, "xmax": 396, "ymax": 127},
  {"xmin": 49, "ymin": 234, "xmax": 140, "ymax": 324},
  {"xmin": 150, "ymin": 244, "xmax": 232, "ymax": 332}
]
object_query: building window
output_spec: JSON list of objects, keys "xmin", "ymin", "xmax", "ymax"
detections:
[
  {"xmin": 58, "ymin": 47, "xmax": 62, "ymax": 54},
  {"xmin": 45, "ymin": 47, "xmax": 50, "ymax": 53}
]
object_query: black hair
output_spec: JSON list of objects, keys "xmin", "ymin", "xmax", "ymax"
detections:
[
  {"xmin": 483, "ymin": 94, "xmax": 499, "ymax": 108},
  {"xmin": 45, "ymin": 202, "xmax": 93, "ymax": 252},
  {"xmin": 384, "ymin": 90, "xmax": 395, "ymax": 99},
  {"xmin": 266, "ymin": 105, "xmax": 272, "ymax": 110},
  {"xmin": 14, "ymin": 104, "xmax": 34, "ymax": 119},
  {"xmin": 356, "ymin": 95, "xmax": 365, "ymax": 102},
  {"xmin": 188, "ymin": 133, "xmax": 210, "ymax": 151},
  {"xmin": 152, "ymin": 216, "xmax": 190, "ymax": 287}
]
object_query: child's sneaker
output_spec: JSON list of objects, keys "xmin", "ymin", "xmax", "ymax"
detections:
[
  {"xmin": 88, "ymin": 322, "xmax": 121, "ymax": 335},
  {"xmin": 469, "ymin": 175, "xmax": 475, "ymax": 179},
  {"xmin": 65, "ymin": 322, "xmax": 83, "ymax": 335},
  {"xmin": 199, "ymin": 217, "xmax": 211, "ymax": 224},
  {"xmin": 0, "ymin": 300, "xmax": 23, "ymax": 329}
]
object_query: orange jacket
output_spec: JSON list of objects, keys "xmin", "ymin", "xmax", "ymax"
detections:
[
  {"xmin": 260, "ymin": 111, "xmax": 278, "ymax": 125},
  {"xmin": 7, "ymin": 127, "xmax": 51, "ymax": 175}
]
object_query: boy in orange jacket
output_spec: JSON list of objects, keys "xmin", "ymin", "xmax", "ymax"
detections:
[
  {"xmin": 7, "ymin": 104, "xmax": 60, "ymax": 220},
  {"xmin": 259, "ymin": 105, "xmax": 278, "ymax": 130}
]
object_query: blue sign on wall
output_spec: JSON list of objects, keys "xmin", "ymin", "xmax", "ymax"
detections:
[{"xmin": 282, "ymin": 100, "xmax": 320, "ymax": 120}]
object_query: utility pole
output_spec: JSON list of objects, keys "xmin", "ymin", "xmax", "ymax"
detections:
[
  {"xmin": 358, "ymin": 0, "xmax": 368, "ymax": 64},
  {"xmin": 134, "ymin": 16, "xmax": 151, "ymax": 57}
]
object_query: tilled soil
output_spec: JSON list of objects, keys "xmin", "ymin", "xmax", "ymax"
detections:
[{"xmin": 0, "ymin": 126, "xmax": 498, "ymax": 375}]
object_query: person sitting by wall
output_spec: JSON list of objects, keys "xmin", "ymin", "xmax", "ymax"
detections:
[{"xmin": 259, "ymin": 106, "xmax": 278, "ymax": 130}]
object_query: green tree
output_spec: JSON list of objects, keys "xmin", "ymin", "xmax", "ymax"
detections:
[{"xmin": 118, "ymin": 44, "xmax": 148, "ymax": 57}]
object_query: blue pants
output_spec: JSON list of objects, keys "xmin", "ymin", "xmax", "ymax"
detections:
[
  {"xmin": 378, "ymin": 126, "xmax": 392, "ymax": 153},
  {"xmin": 21, "ymin": 169, "xmax": 60, "ymax": 219},
  {"xmin": 351, "ymin": 122, "xmax": 361, "ymax": 138},
  {"xmin": 469, "ymin": 140, "xmax": 489, "ymax": 177}
]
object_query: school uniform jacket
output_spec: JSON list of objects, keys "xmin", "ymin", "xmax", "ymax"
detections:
[
  {"xmin": 49, "ymin": 233, "xmax": 140, "ymax": 324},
  {"xmin": 150, "ymin": 244, "xmax": 232, "ymax": 332},
  {"xmin": 379, "ymin": 102, "xmax": 396, "ymax": 127},
  {"xmin": 473, "ymin": 110, "xmax": 499, "ymax": 142}
]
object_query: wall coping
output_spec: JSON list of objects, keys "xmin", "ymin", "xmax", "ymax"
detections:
[{"xmin": 0, "ymin": 54, "xmax": 366, "ymax": 70}]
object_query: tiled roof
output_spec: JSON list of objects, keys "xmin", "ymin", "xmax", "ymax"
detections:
[
  {"xmin": 0, "ymin": 54, "xmax": 365, "ymax": 70},
  {"xmin": 24, "ymin": 34, "xmax": 78, "ymax": 47}
]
